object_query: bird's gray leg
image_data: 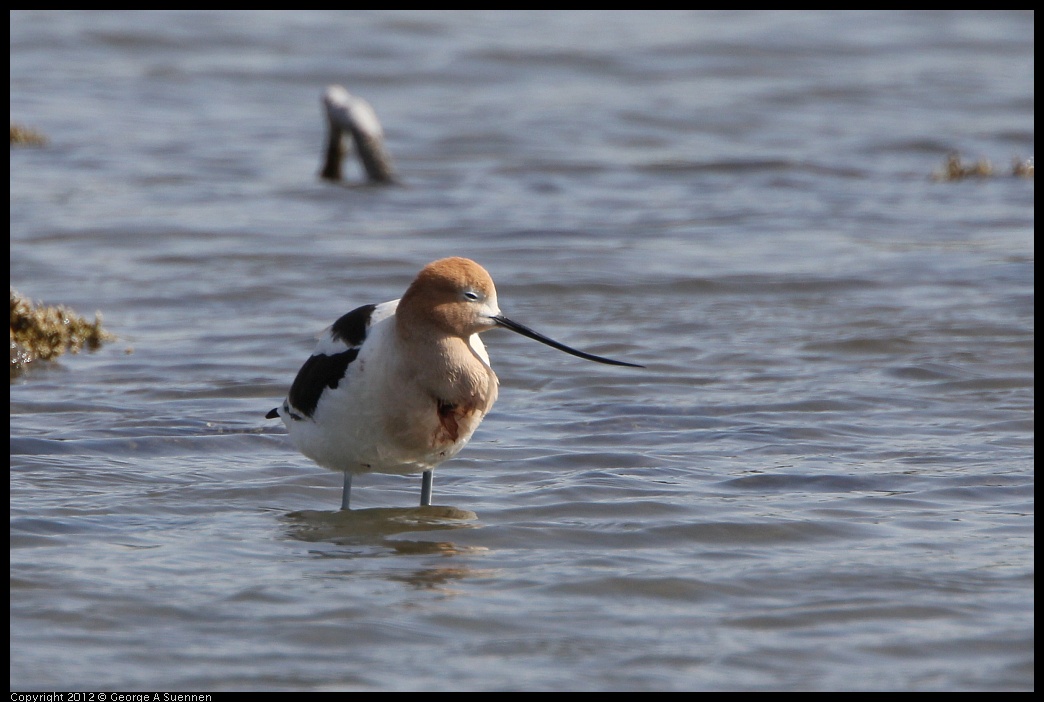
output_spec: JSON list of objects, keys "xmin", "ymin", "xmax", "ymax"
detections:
[
  {"xmin": 420, "ymin": 470, "xmax": 433, "ymax": 507},
  {"xmin": 340, "ymin": 471, "xmax": 352, "ymax": 511}
]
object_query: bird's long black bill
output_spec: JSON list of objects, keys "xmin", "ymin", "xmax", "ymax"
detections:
[{"xmin": 492, "ymin": 315, "xmax": 644, "ymax": 368}]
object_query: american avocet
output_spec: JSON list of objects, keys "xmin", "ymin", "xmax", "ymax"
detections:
[
  {"xmin": 320, "ymin": 85, "xmax": 397, "ymax": 184},
  {"xmin": 267, "ymin": 257, "xmax": 642, "ymax": 509}
]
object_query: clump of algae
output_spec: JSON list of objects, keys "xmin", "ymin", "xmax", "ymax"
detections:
[
  {"xmin": 10, "ymin": 288, "xmax": 114, "ymax": 378},
  {"xmin": 932, "ymin": 153, "xmax": 994, "ymax": 181},
  {"xmin": 933, "ymin": 153, "xmax": 1034, "ymax": 181},
  {"xmin": 10, "ymin": 123, "xmax": 47, "ymax": 147},
  {"xmin": 1011, "ymin": 157, "xmax": 1034, "ymax": 178}
]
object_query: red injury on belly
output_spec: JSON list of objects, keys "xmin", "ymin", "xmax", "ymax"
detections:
[{"xmin": 436, "ymin": 399, "xmax": 475, "ymax": 444}]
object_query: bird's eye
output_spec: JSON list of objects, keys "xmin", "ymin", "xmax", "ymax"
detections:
[{"xmin": 463, "ymin": 291, "xmax": 481, "ymax": 301}]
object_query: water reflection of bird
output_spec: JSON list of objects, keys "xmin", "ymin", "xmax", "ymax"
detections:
[
  {"xmin": 319, "ymin": 84, "xmax": 397, "ymax": 184},
  {"xmin": 267, "ymin": 257, "xmax": 642, "ymax": 510}
]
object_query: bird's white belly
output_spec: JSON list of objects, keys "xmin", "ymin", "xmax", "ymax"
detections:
[{"xmin": 287, "ymin": 359, "xmax": 488, "ymax": 476}]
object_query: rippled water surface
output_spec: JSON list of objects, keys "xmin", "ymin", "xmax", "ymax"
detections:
[{"xmin": 10, "ymin": 10, "xmax": 1033, "ymax": 691}]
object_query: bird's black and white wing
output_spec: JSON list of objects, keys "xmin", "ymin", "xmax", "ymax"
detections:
[{"xmin": 267, "ymin": 301, "xmax": 397, "ymax": 422}]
